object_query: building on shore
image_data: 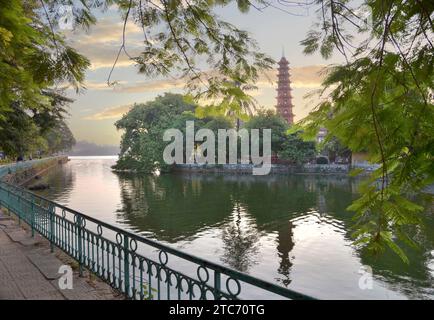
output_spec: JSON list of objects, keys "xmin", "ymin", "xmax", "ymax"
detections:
[
  {"xmin": 276, "ymin": 55, "xmax": 294, "ymax": 124},
  {"xmin": 316, "ymin": 127, "xmax": 328, "ymax": 144}
]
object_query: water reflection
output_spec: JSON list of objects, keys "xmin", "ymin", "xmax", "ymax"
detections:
[
  {"xmin": 115, "ymin": 174, "xmax": 234, "ymax": 241},
  {"xmin": 276, "ymin": 221, "xmax": 294, "ymax": 287},
  {"xmin": 221, "ymin": 203, "xmax": 260, "ymax": 272},
  {"xmin": 34, "ymin": 158, "xmax": 434, "ymax": 299}
]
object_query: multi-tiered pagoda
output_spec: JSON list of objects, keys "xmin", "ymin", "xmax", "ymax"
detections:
[{"xmin": 276, "ymin": 55, "xmax": 294, "ymax": 124}]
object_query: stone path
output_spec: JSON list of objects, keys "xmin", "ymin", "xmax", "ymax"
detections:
[{"xmin": 0, "ymin": 210, "xmax": 123, "ymax": 300}]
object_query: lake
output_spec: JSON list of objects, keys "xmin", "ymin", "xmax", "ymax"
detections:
[{"xmin": 33, "ymin": 156, "xmax": 434, "ymax": 299}]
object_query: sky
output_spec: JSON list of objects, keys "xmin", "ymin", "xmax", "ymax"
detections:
[{"xmin": 62, "ymin": 2, "xmax": 342, "ymax": 146}]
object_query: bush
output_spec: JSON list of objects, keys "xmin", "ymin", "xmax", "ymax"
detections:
[
  {"xmin": 278, "ymin": 132, "xmax": 316, "ymax": 165},
  {"xmin": 316, "ymin": 156, "xmax": 329, "ymax": 164}
]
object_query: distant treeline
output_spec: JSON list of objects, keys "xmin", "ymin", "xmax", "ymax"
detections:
[{"xmin": 68, "ymin": 141, "xmax": 120, "ymax": 156}]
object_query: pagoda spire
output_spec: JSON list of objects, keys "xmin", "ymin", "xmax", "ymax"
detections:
[{"xmin": 275, "ymin": 54, "xmax": 294, "ymax": 124}]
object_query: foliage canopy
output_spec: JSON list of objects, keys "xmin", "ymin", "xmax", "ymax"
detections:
[
  {"xmin": 0, "ymin": 0, "xmax": 88, "ymax": 156},
  {"xmin": 299, "ymin": 0, "xmax": 434, "ymax": 261}
]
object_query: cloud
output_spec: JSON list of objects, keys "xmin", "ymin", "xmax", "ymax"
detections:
[
  {"xmin": 80, "ymin": 46, "xmax": 137, "ymax": 70},
  {"xmin": 112, "ymin": 78, "xmax": 186, "ymax": 93},
  {"xmin": 65, "ymin": 11, "xmax": 329, "ymax": 83},
  {"xmin": 84, "ymin": 80, "xmax": 128, "ymax": 90},
  {"xmin": 82, "ymin": 65, "xmax": 327, "ymax": 121},
  {"xmin": 83, "ymin": 104, "xmax": 133, "ymax": 120},
  {"xmin": 86, "ymin": 65, "xmax": 327, "ymax": 93},
  {"xmin": 257, "ymin": 65, "xmax": 327, "ymax": 89},
  {"xmin": 292, "ymin": 65, "xmax": 328, "ymax": 87},
  {"xmin": 65, "ymin": 15, "xmax": 143, "ymax": 70}
]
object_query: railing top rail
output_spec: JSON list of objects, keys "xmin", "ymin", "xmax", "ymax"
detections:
[{"xmin": 0, "ymin": 180, "xmax": 316, "ymax": 300}]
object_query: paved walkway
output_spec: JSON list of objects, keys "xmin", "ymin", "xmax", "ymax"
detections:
[{"xmin": 0, "ymin": 210, "xmax": 122, "ymax": 300}]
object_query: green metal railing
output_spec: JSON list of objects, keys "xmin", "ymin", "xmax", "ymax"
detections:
[{"xmin": 0, "ymin": 180, "xmax": 315, "ymax": 300}]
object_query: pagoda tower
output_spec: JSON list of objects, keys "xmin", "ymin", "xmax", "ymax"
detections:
[{"xmin": 276, "ymin": 55, "xmax": 294, "ymax": 124}]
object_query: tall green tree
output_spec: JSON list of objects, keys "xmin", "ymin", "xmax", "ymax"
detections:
[
  {"xmin": 114, "ymin": 93, "xmax": 197, "ymax": 173},
  {"xmin": 115, "ymin": 93, "xmax": 236, "ymax": 172},
  {"xmin": 0, "ymin": 106, "xmax": 47, "ymax": 157},
  {"xmin": 299, "ymin": 0, "xmax": 434, "ymax": 261},
  {"xmin": 0, "ymin": 0, "xmax": 88, "ymax": 156},
  {"xmin": 44, "ymin": 120, "xmax": 76, "ymax": 155},
  {"xmin": 243, "ymin": 110, "xmax": 289, "ymax": 154}
]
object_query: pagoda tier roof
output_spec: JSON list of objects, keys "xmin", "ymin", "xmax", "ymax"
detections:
[{"xmin": 278, "ymin": 56, "xmax": 289, "ymax": 64}]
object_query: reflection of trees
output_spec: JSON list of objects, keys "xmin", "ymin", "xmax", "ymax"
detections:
[
  {"xmin": 221, "ymin": 202, "xmax": 259, "ymax": 272},
  {"xmin": 31, "ymin": 162, "xmax": 75, "ymax": 201},
  {"xmin": 115, "ymin": 173, "xmax": 234, "ymax": 242},
  {"xmin": 235, "ymin": 176, "xmax": 320, "ymax": 225},
  {"xmin": 114, "ymin": 173, "xmax": 361, "ymax": 279}
]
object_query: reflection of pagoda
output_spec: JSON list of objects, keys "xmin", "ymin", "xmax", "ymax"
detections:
[
  {"xmin": 276, "ymin": 55, "xmax": 294, "ymax": 124},
  {"xmin": 276, "ymin": 221, "xmax": 294, "ymax": 287}
]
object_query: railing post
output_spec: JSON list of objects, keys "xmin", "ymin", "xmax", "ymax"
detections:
[
  {"xmin": 77, "ymin": 216, "xmax": 84, "ymax": 277},
  {"xmin": 214, "ymin": 271, "xmax": 221, "ymax": 300},
  {"xmin": 7, "ymin": 189, "xmax": 10, "ymax": 215},
  {"xmin": 123, "ymin": 234, "xmax": 130, "ymax": 296},
  {"xmin": 49, "ymin": 204, "xmax": 55, "ymax": 252},
  {"xmin": 0, "ymin": 186, "xmax": 3, "ymax": 211},
  {"xmin": 18, "ymin": 192, "xmax": 21, "ymax": 226},
  {"xmin": 30, "ymin": 195, "xmax": 35, "ymax": 237}
]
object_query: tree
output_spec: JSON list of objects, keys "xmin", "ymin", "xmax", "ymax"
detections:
[
  {"xmin": 0, "ymin": 1, "xmax": 88, "ymax": 111},
  {"xmin": 44, "ymin": 120, "xmax": 76, "ymax": 155},
  {"xmin": 203, "ymin": 115, "xmax": 234, "ymax": 134},
  {"xmin": 320, "ymin": 136, "xmax": 351, "ymax": 163},
  {"xmin": 0, "ymin": 105, "xmax": 47, "ymax": 157},
  {"xmin": 115, "ymin": 93, "xmax": 236, "ymax": 172},
  {"xmin": 0, "ymin": 0, "xmax": 89, "ymax": 156},
  {"xmin": 203, "ymin": 115, "xmax": 235, "ymax": 163},
  {"xmin": 194, "ymin": 82, "xmax": 259, "ymax": 129},
  {"xmin": 243, "ymin": 110, "xmax": 289, "ymax": 154},
  {"xmin": 299, "ymin": 0, "xmax": 434, "ymax": 262},
  {"xmin": 279, "ymin": 133, "xmax": 316, "ymax": 165},
  {"xmin": 114, "ymin": 93, "xmax": 196, "ymax": 173}
]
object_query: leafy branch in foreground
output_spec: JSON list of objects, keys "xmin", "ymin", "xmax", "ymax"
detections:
[
  {"xmin": 0, "ymin": 0, "xmax": 89, "ymax": 156},
  {"xmin": 299, "ymin": 0, "xmax": 434, "ymax": 262},
  {"xmin": 2, "ymin": 0, "xmax": 275, "ymax": 156},
  {"xmin": 44, "ymin": 0, "xmax": 274, "ymax": 109}
]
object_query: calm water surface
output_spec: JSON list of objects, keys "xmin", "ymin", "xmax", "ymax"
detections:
[{"xmin": 34, "ymin": 157, "xmax": 434, "ymax": 299}]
